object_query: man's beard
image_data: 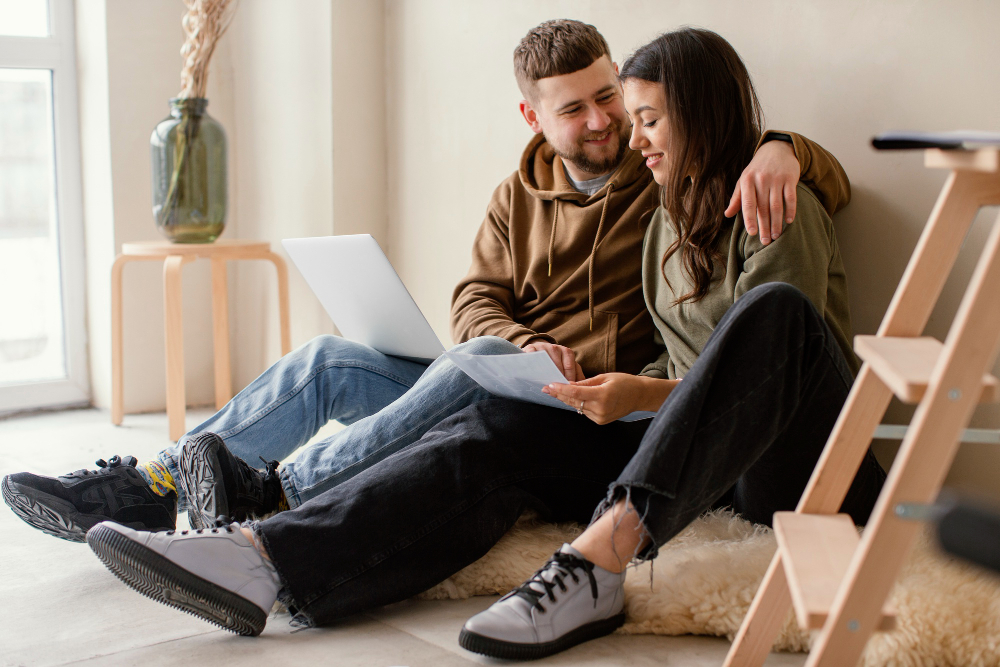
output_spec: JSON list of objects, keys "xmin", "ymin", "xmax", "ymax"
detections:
[{"xmin": 549, "ymin": 120, "xmax": 631, "ymax": 177}]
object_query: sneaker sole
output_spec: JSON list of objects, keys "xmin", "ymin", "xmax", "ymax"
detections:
[
  {"xmin": 87, "ymin": 523, "xmax": 266, "ymax": 636},
  {"xmin": 178, "ymin": 435, "xmax": 227, "ymax": 530},
  {"xmin": 458, "ymin": 612, "xmax": 626, "ymax": 660},
  {"xmin": 2, "ymin": 475, "xmax": 91, "ymax": 542}
]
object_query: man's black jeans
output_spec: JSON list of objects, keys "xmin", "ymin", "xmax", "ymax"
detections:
[{"xmin": 257, "ymin": 283, "xmax": 886, "ymax": 626}]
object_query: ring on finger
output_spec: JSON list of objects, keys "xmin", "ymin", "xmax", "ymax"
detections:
[{"xmin": 576, "ymin": 400, "xmax": 585, "ymax": 415}]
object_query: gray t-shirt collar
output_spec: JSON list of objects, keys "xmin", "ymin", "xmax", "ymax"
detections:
[{"xmin": 563, "ymin": 163, "xmax": 614, "ymax": 196}]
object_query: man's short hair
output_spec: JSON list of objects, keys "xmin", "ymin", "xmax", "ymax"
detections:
[{"xmin": 514, "ymin": 19, "xmax": 612, "ymax": 101}]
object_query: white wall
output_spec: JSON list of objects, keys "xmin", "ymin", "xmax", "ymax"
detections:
[
  {"xmin": 223, "ymin": 0, "xmax": 387, "ymax": 391},
  {"xmin": 224, "ymin": 1, "xmax": 335, "ymax": 391},
  {"xmin": 75, "ymin": 0, "xmax": 114, "ymax": 410},
  {"xmin": 383, "ymin": 1, "xmax": 1000, "ymax": 497},
  {"xmin": 331, "ymin": 1, "xmax": 388, "ymax": 246}
]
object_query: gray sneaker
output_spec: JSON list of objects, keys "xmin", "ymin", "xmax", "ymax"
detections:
[
  {"xmin": 86, "ymin": 519, "xmax": 280, "ymax": 636},
  {"xmin": 459, "ymin": 544, "xmax": 627, "ymax": 660}
]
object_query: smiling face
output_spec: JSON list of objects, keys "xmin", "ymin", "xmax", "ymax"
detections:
[
  {"xmin": 622, "ymin": 78, "xmax": 671, "ymax": 186},
  {"xmin": 519, "ymin": 55, "xmax": 631, "ymax": 181}
]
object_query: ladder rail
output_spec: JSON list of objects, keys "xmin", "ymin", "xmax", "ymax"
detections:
[
  {"xmin": 725, "ymin": 163, "xmax": 1000, "ymax": 667},
  {"xmin": 807, "ymin": 208, "xmax": 1000, "ymax": 666},
  {"xmin": 877, "ymin": 169, "xmax": 1000, "ymax": 338},
  {"xmin": 874, "ymin": 423, "xmax": 1000, "ymax": 444}
]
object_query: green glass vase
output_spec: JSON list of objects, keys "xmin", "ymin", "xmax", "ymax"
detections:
[{"xmin": 150, "ymin": 97, "xmax": 227, "ymax": 243}]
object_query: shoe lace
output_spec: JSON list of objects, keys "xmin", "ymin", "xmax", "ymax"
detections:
[
  {"xmin": 166, "ymin": 515, "xmax": 236, "ymax": 536},
  {"xmin": 95, "ymin": 455, "xmax": 123, "ymax": 469},
  {"xmin": 228, "ymin": 453, "xmax": 279, "ymax": 490},
  {"xmin": 73, "ymin": 455, "xmax": 137, "ymax": 477},
  {"xmin": 259, "ymin": 457, "xmax": 280, "ymax": 481},
  {"xmin": 258, "ymin": 456, "xmax": 283, "ymax": 509},
  {"xmin": 511, "ymin": 551, "xmax": 599, "ymax": 613}
]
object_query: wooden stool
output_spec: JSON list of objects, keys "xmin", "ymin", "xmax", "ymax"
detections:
[
  {"xmin": 111, "ymin": 239, "xmax": 292, "ymax": 441},
  {"xmin": 725, "ymin": 148, "xmax": 1000, "ymax": 666}
]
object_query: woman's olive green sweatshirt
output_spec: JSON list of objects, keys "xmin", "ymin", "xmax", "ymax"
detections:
[{"xmin": 639, "ymin": 183, "xmax": 858, "ymax": 381}]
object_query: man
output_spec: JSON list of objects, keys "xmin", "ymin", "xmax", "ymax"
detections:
[{"xmin": 4, "ymin": 19, "xmax": 844, "ymax": 544}]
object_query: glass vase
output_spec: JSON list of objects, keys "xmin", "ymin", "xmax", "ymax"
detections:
[{"xmin": 150, "ymin": 97, "xmax": 227, "ymax": 243}]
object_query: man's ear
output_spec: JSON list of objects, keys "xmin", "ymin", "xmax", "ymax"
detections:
[
  {"xmin": 613, "ymin": 61, "xmax": 619, "ymax": 75},
  {"xmin": 519, "ymin": 100, "xmax": 544, "ymax": 135}
]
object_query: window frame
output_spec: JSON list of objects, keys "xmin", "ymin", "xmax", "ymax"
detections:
[{"xmin": 0, "ymin": 0, "xmax": 89, "ymax": 414}]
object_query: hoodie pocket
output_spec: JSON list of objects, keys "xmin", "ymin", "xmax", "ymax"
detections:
[
  {"xmin": 524, "ymin": 310, "xmax": 619, "ymax": 376},
  {"xmin": 593, "ymin": 310, "xmax": 618, "ymax": 375}
]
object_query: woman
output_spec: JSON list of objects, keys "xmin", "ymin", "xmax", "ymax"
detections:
[{"xmin": 459, "ymin": 27, "xmax": 886, "ymax": 660}]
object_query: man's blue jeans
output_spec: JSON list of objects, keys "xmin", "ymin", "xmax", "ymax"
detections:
[{"xmin": 156, "ymin": 335, "xmax": 521, "ymax": 511}]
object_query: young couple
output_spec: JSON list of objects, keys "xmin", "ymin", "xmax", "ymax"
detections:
[{"xmin": 4, "ymin": 20, "xmax": 885, "ymax": 660}]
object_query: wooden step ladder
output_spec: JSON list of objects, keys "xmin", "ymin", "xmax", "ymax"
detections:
[{"xmin": 724, "ymin": 147, "xmax": 1000, "ymax": 667}]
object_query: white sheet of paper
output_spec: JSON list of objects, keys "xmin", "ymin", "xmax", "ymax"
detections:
[{"xmin": 445, "ymin": 350, "xmax": 656, "ymax": 422}]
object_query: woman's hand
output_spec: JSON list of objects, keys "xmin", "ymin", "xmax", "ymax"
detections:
[
  {"xmin": 523, "ymin": 340, "xmax": 585, "ymax": 381},
  {"xmin": 543, "ymin": 373, "xmax": 680, "ymax": 425}
]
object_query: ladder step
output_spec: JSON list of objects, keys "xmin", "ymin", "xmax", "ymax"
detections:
[
  {"xmin": 773, "ymin": 512, "xmax": 897, "ymax": 631},
  {"xmin": 854, "ymin": 335, "xmax": 1000, "ymax": 404}
]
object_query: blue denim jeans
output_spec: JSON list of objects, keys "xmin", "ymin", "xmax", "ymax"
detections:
[{"xmin": 157, "ymin": 335, "xmax": 521, "ymax": 511}]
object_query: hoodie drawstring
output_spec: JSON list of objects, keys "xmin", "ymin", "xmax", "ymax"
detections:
[
  {"xmin": 547, "ymin": 200, "xmax": 560, "ymax": 277},
  {"xmin": 588, "ymin": 183, "xmax": 614, "ymax": 330}
]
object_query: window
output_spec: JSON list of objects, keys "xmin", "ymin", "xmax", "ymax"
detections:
[{"xmin": 0, "ymin": 0, "xmax": 88, "ymax": 413}]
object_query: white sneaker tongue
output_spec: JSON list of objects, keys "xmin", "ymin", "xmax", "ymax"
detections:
[
  {"xmin": 559, "ymin": 543, "xmax": 587, "ymax": 560},
  {"xmin": 557, "ymin": 543, "xmax": 616, "ymax": 581}
]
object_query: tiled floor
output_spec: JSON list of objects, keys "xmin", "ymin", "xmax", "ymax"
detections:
[{"xmin": 0, "ymin": 408, "xmax": 807, "ymax": 666}]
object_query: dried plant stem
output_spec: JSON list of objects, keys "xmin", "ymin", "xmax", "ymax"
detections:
[
  {"xmin": 158, "ymin": 0, "xmax": 237, "ymax": 229},
  {"xmin": 157, "ymin": 112, "xmax": 201, "ymax": 228},
  {"xmin": 179, "ymin": 0, "xmax": 239, "ymax": 99}
]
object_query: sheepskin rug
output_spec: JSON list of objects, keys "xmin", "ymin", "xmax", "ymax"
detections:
[{"xmin": 419, "ymin": 510, "xmax": 1000, "ymax": 666}]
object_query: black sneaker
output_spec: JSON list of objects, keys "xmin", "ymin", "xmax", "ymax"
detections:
[
  {"xmin": 2, "ymin": 456, "xmax": 177, "ymax": 542},
  {"xmin": 178, "ymin": 433, "xmax": 282, "ymax": 529}
]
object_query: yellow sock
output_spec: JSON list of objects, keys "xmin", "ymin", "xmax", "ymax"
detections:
[
  {"xmin": 277, "ymin": 490, "xmax": 290, "ymax": 512},
  {"xmin": 141, "ymin": 460, "xmax": 176, "ymax": 496}
]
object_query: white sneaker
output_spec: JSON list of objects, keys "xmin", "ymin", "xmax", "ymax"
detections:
[
  {"xmin": 87, "ymin": 520, "xmax": 280, "ymax": 636},
  {"xmin": 459, "ymin": 544, "xmax": 626, "ymax": 660}
]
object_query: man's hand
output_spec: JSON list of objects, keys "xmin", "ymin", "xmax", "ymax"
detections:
[
  {"xmin": 523, "ymin": 340, "xmax": 584, "ymax": 381},
  {"xmin": 725, "ymin": 138, "xmax": 799, "ymax": 246},
  {"xmin": 543, "ymin": 373, "xmax": 679, "ymax": 425}
]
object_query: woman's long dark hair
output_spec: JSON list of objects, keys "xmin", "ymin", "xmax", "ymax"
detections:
[{"xmin": 621, "ymin": 28, "xmax": 763, "ymax": 303}]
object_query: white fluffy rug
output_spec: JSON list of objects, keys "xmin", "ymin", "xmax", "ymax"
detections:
[{"xmin": 419, "ymin": 510, "xmax": 1000, "ymax": 666}]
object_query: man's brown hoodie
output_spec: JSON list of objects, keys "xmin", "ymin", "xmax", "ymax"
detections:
[{"xmin": 450, "ymin": 132, "xmax": 849, "ymax": 377}]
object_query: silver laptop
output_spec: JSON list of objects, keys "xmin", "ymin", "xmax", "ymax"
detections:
[{"xmin": 282, "ymin": 235, "xmax": 446, "ymax": 363}]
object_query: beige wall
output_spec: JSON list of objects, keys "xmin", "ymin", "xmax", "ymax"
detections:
[
  {"xmin": 224, "ymin": 0, "xmax": 387, "ymax": 391},
  {"xmin": 224, "ymin": 1, "xmax": 336, "ymax": 391}
]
